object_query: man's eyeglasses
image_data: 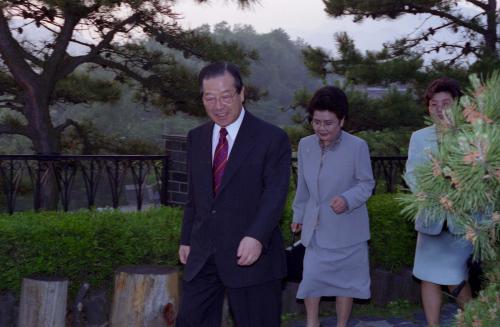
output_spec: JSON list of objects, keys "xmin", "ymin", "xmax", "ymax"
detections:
[{"xmin": 203, "ymin": 90, "xmax": 239, "ymax": 106}]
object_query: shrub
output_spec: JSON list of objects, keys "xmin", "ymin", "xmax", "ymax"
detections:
[
  {"xmin": 357, "ymin": 128, "xmax": 412, "ymax": 156},
  {"xmin": 0, "ymin": 193, "xmax": 415, "ymax": 297},
  {"xmin": 280, "ymin": 189, "xmax": 296, "ymax": 245},
  {"xmin": 453, "ymin": 250, "xmax": 500, "ymax": 327},
  {"xmin": 284, "ymin": 125, "xmax": 310, "ymax": 151},
  {"xmin": 368, "ymin": 193, "xmax": 416, "ymax": 272},
  {"xmin": 0, "ymin": 207, "xmax": 182, "ymax": 294},
  {"xmin": 455, "ymin": 281, "xmax": 500, "ymax": 326}
]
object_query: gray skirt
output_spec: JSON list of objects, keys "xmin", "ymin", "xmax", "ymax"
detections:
[
  {"xmin": 296, "ymin": 235, "xmax": 370, "ymax": 299},
  {"xmin": 413, "ymin": 230, "xmax": 472, "ymax": 285}
]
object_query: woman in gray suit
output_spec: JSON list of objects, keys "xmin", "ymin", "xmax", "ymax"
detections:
[
  {"xmin": 291, "ymin": 86, "xmax": 375, "ymax": 327},
  {"xmin": 404, "ymin": 77, "xmax": 472, "ymax": 326}
]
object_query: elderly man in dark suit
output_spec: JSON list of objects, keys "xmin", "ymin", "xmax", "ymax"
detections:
[{"xmin": 176, "ymin": 62, "xmax": 291, "ymax": 327}]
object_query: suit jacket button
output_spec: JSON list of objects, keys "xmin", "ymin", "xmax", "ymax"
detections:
[{"xmin": 211, "ymin": 210, "xmax": 216, "ymax": 214}]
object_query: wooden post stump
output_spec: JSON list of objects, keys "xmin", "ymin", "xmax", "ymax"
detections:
[
  {"xmin": 18, "ymin": 276, "xmax": 68, "ymax": 327},
  {"xmin": 110, "ymin": 266, "xmax": 180, "ymax": 327}
]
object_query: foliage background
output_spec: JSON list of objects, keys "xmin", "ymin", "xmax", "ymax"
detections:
[{"xmin": 1, "ymin": 22, "xmax": 427, "ymax": 156}]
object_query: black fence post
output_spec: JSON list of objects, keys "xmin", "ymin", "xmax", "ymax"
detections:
[
  {"xmin": 161, "ymin": 156, "xmax": 169, "ymax": 206},
  {"xmin": 33, "ymin": 160, "xmax": 42, "ymax": 212}
]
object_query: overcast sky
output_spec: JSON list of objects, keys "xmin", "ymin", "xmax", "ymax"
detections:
[
  {"xmin": 14, "ymin": 0, "xmax": 490, "ymax": 60},
  {"xmin": 172, "ymin": 0, "xmax": 482, "ymax": 58}
]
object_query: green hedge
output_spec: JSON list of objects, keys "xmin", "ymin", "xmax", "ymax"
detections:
[
  {"xmin": 0, "ymin": 193, "xmax": 416, "ymax": 295},
  {"xmin": 368, "ymin": 194, "xmax": 416, "ymax": 271},
  {"xmin": 0, "ymin": 207, "xmax": 182, "ymax": 294},
  {"xmin": 454, "ymin": 253, "xmax": 500, "ymax": 326}
]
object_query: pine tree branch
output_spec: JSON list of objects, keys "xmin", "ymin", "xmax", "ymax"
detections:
[
  {"xmin": 0, "ymin": 11, "xmax": 40, "ymax": 89},
  {"xmin": 89, "ymin": 56, "xmax": 150, "ymax": 85},
  {"xmin": 0, "ymin": 122, "xmax": 28, "ymax": 136},
  {"xmin": 409, "ymin": 4, "xmax": 488, "ymax": 35},
  {"xmin": 55, "ymin": 118, "xmax": 93, "ymax": 153},
  {"xmin": 55, "ymin": 118, "xmax": 81, "ymax": 133},
  {"xmin": 57, "ymin": 12, "xmax": 143, "ymax": 80},
  {"xmin": 389, "ymin": 21, "xmax": 454, "ymax": 53},
  {"xmin": 0, "ymin": 100, "xmax": 24, "ymax": 113},
  {"xmin": 42, "ymin": 11, "xmax": 81, "ymax": 84},
  {"xmin": 465, "ymin": 0, "xmax": 490, "ymax": 11}
]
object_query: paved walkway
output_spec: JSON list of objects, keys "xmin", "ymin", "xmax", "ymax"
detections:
[{"xmin": 284, "ymin": 303, "xmax": 459, "ymax": 327}]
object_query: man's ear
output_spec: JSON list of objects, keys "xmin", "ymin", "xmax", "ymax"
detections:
[{"xmin": 239, "ymin": 86, "xmax": 245, "ymax": 103}]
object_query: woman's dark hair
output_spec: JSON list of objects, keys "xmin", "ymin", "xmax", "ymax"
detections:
[
  {"xmin": 198, "ymin": 62, "xmax": 244, "ymax": 94},
  {"xmin": 424, "ymin": 77, "xmax": 462, "ymax": 106},
  {"xmin": 307, "ymin": 86, "xmax": 348, "ymax": 122}
]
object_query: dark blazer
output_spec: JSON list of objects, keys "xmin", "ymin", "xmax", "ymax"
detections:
[{"xmin": 180, "ymin": 111, "xmax": 291, "ymax": 288}]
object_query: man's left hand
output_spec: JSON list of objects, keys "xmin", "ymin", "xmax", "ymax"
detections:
[{"xmin": 237, "ymin": 236, "xmax": 263, "ymax": 266}]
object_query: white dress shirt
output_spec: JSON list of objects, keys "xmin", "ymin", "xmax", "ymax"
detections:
[{"xmin": 211, "ymin": 108, "xmax": 245, "ymax": 161}]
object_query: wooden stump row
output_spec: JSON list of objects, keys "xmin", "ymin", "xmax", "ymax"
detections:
[
  {"xmin": 16, "ymin": 266, "xmax": 179, "ymax": 327},
  {"xmin": 14, "ymin": 266, "xmax": 420, "ymax": 326}
]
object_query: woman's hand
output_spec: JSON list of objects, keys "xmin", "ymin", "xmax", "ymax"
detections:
[
  {"xmin": 330, "ymin": 196, "xmax": 347, "ymax": 214},
  {"xmin": 291, "ymin": 223, "xmax": 302, "ymax": 233}
]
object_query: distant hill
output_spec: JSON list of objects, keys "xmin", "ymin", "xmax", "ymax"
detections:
[{"xmin": 55, "ymin": 22, "xmax": 328, "ymax": 150}]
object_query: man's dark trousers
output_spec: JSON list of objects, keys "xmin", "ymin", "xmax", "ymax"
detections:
[{"xmin": 176, "ymin": 256, "xmax": 282, "ymax": 327}]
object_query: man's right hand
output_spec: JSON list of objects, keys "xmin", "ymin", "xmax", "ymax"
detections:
[{"xmin": 178, "ymin": 245, "xmax": 191, "ymax": 264}]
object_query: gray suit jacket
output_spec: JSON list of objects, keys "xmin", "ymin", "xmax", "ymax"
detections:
[
  {"xmin": 404, "ymin": 125, "xmax": 463, "ymax": 235},
  {"xmin": 292, "ymin": 132, "xmax": 375, "ymax": 249}
]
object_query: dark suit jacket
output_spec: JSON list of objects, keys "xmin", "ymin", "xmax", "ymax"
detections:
[{"xmin": 180, "ymin": 111, "xmax": 291, "ymax": 288}]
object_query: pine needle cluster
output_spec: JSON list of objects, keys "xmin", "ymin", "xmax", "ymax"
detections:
[{"xmin": 399, "ymin": 73, "xmax": 500, "ymax": 260}]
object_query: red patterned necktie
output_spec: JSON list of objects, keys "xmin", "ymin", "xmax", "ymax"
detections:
[{"xmin": 213, "ymin": 128, "xmax": 228, "ymax": 196}]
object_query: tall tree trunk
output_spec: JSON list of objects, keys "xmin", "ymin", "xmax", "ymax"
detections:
[
  {"xmin": 24, "ymin": 89, "xmax": 61, "ymax": 154},
  {"xmin": 485, "ymin": 0, "xmax": 498, "ymax": 57},
  {"xmin": 24, "ymin": 90, "xmax": 61, "ymax": 210}
]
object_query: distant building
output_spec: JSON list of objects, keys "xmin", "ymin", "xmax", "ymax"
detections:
[{"xmin": 364, "ymin": 85, "xmax": 409, "ymax": 99}]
